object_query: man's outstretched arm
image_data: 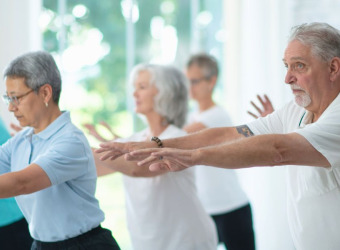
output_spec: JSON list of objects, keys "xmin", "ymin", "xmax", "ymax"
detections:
[{"xmin": 132, "ymin": 132, "xmax": 329, "ymax": 172}]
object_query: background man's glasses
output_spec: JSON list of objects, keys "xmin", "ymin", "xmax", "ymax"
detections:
[
  {"xmin": 2, "ymin": 89, "xmax": 35, "ymax": 106},
  {"xmin": 189, "ymin": 76, "xmax": 210, "ymax": 85}
]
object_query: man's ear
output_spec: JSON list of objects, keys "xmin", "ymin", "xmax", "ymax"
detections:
[{"xmin": 329, "ymin": 57, "xmax": 340, "ymax": 82}]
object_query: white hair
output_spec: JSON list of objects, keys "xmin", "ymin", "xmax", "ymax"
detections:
[
  {"xmin": 129, "ymin": 64, "xmax": 188, "ymax": 128},
  {"xmin": 289, "ymin": 22, "xmax": 340, "ymax": 62}
]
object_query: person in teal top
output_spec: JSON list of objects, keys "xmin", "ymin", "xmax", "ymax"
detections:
[
  {"xmin": 0, "ymin": 117, "xmax": 10, "ymax": 143},
  {"xmin": 0, "ymin": 117, "xmax": 33, "ymax": 250}
]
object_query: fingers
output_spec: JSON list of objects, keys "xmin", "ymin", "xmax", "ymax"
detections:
[
  {"xmin": 99, "ymin": 121, "xmax": 114, "ymax": 134},
  {"xmin": 130, "ymin": 148, "xmax": 192, "ymax": 172},
  {"xmin": 248, "ymin": 94, "xmax": 274, "ymax": 118},
  {"xmin": 264, "ymin": 94, "xmax": 274, "ymax": 111},
  {"xmin": 127, "ymin": 148, "xmax": 161, "ymax": 162},
  {"xmin": 247, "ymin": 111, "xmax": 258, "ymax": 119},
  {"xmin": 98, "ymin": 141, "xmax": 115, "ymax": 149},
  {"xmin": 132, "ymin": 149, "xmax": 171, "ymax": 167},
  {"xmin": 94, "ymin": 143, "xmax": 112, "ymax": 153},
  {"xmin": 257, "ymin": 94, "xmax": 266, "ymax": 106},
  {"xmin": 250, "ymin": 101, "xmax": 262, "ymax": 113},
  {"xmin": 99, "ymin": 121, "xmax": 110, "ymax": 129},
  {"xmin": 149, "ymin": 162, "xmax": 170, "ymax": 172},
  {"xmin": 94, "ymin": 147, "xmax": 106, "ymax": 154},
  {"xmin": 264, "ymin": 94, "xmax": 271, "ymax": 103},
  {"xmin": 124, "ymin": 152, "xmax": 151, "ymax": 162},
  {"xmin": 10, "ymin": 123, "xmax": 22, "ymax": 132},
  {"xmin": 103, "ymin": 152, "xmax": 124, "ymax": 161},
  {"xmin": 137, "ymin": 154, "xmax": 160, "ymax": 167},
  {"xmin": 129, "ymin": 148, "xmax": 160, "ymax": 156},
  {"xmin": 94, "ymin": 142, "xmax": 126, "ymax": 160},
  {"xmin": 83, "ymin": 123, "xmax": 94, "ymax": 130},
  {"xmin": 83, "ymin": 123, "xmax": 108, "ymax": 142}
]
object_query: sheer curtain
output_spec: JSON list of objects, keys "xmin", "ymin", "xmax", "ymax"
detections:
[
  {"xmin": 0, "ymin": 0, "xmax": 42, "ymax": 128},
  {"xmin": 223, "ymin": 0, "xmax": 340, "ymax": 249}
]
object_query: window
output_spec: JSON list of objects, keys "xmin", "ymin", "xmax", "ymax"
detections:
[{"xmin": 41, "ymin": 1, "xmax": 224, "ymax": 248}]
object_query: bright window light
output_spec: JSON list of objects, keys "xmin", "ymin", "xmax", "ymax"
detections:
[
  {"xmin": 196, "ymin": 10, "xmax": 213, "ymax": 27},
  {"xmin": 72, "ymin": 4, "xmax": 88, "ymax": 18},
  {"xmin": 160, "ymin": 1, "xmax": 175, "ymax": 14},
  {"xmin": 121, "ymin": 0, "xmax": 139, "ymax": 23},
  {"xmin": 150, "ymin": 16, "xmax": 165, "ymax": 39}
]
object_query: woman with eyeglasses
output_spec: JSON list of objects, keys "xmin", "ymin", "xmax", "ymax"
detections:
[
  {"xmin": 0, "ymin": 51, "xmax": 120, "ymax": 250},
  {"xmin": 93, "ymin": 64, "xmax": 217, "ymax": 250}
]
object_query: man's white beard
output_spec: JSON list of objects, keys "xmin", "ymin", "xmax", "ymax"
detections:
[{"xmin": 291, "ymin": 84, "xmax": 312, "ymax": 107}]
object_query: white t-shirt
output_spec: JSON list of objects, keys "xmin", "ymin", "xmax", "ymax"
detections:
[
  {"xmin": 189, "ymin": 105, "xmax": 249, "ymax": 214},
  {"xmin": 120, "ymin": 125, "xmax": 217, "ymax": 250},
  {"xmin": 247, "ymin": 95, "xmax": 340, "ymax": 250}
]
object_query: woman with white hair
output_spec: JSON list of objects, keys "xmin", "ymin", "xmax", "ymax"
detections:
[{"xmin": 94, "ymin": 64, "xmax": 217, "ymax": 250}]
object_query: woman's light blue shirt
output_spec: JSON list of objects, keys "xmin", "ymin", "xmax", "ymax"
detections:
[
  {"xmin": 0, "ymin": 117, "xmax": 24, "ymax": 226},
  {"xmin": 0, "ymin": 112, "xmax": 105, "ymax": 242}
]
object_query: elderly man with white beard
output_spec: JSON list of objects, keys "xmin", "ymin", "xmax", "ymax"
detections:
[{"xmin": 96, "ymin": 22, "xmax": 340, "ymax": 250}]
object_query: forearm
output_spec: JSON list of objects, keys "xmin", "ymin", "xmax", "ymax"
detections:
[
  {"xmin": 96, "ymin": 163, "xmax": 116, "ymax": 176},
  {"xmin": 194, "ymin": 133, "xmax": 330, "ymax": 169},
  {"xmin": 0, "ymin": 164, "xmax": 51, "ymax": 198},
  {"xmin": 163, "ymin": 126, "xmax": 241, "ymax": 150},
  {"xmin": 0, "ymin": 172, "xmax": 23, "ymax": 198},
  {"xmin": 94, "ymin": 151, "xmax": 164, "ymax": 177},
  {"xmin": 194, "ymin": 134, "xmax": 284, "ymax": 169}
]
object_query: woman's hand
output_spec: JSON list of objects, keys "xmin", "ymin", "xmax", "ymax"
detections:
[
  {"xmin": 83, "ymin": 121, "xmax": 119, "ymax": 142},
  {"xmin": 127, "ymin": 147, "xmax": 197, "ymax": 172},
  {"xmin": 10, "ymin": 123, "xmax": 23, "ymax": 136},
  {"xmin": 247, "ymin": 94, "xmax": 274, "ymax": 119}
]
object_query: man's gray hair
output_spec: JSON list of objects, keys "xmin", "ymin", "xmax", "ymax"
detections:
[
  {"xmin": 130, "ymin": 64, "xmax": 188, "ymax": 128},
  {"xmin": 186, "ymin": 53, "xmax": 219, "ymax": 78},
  {"xmin": 4, "ymin": 51, "xmax": 62, "ymax": 104},
  {"xmin": 289, "ymin": 22, "xmax": 340, "ymax": 62}
]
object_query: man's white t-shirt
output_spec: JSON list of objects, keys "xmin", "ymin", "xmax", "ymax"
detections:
[
  {"xmin": 247, "ymin": 95, "xmax": 340, "ymax": 250},
  {"xmin": 189, "ymin": 105, "xmax": 249, "ymax": 214},
  {"xmin": 119, "ymin": 125, "xmax": 217, "ymax": 250}
]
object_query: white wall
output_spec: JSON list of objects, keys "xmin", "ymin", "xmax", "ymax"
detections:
[
  {"xmin": 222, "ymin": 0, "xmax": 340, "ymax": 250},
  {"xmin": 0, "ymin": 0, "xmax": 42, "ymax": 129}
]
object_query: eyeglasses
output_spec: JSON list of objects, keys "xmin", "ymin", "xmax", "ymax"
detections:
[
  {"xmin": 2, "ymin": 89, "xmax": 36, "ymax": 106},
  {"xmin": 189, "ymin": 77, "xmax": 209, "ymax": 85}
]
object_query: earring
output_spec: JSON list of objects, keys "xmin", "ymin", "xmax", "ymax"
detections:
[{"xmin": 45, "ymin": 102, "xmax": 48, "ymax": 108}]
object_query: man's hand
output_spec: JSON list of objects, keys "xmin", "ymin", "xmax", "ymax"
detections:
[
  {"xmin": 127, "ymin": 147, "xmax": 197, "ymax": 172},
  {"xmin": 247, "ymin": 94, "xmax": 274, "ymax": 119}
]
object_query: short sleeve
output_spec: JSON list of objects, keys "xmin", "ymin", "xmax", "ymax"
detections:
[
  {"xmin": 296, "ymin": 111, "xmax": 340, "ymax": 168},
  {"xmin": 247, "ymin": 110, "xmax": 285, "ymax": 135},
  {"xmin": 247, "ymin": 101, "xmax": 303, "ymax": 135},
  {"xmin": 34, "ymin": 134, "xmax": 92, "ymax": 185}
]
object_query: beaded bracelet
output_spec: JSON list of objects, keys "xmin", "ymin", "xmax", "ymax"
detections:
[{"xmin": 151, "ymin": 136, "xmax": 163, "ymax": 148}]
